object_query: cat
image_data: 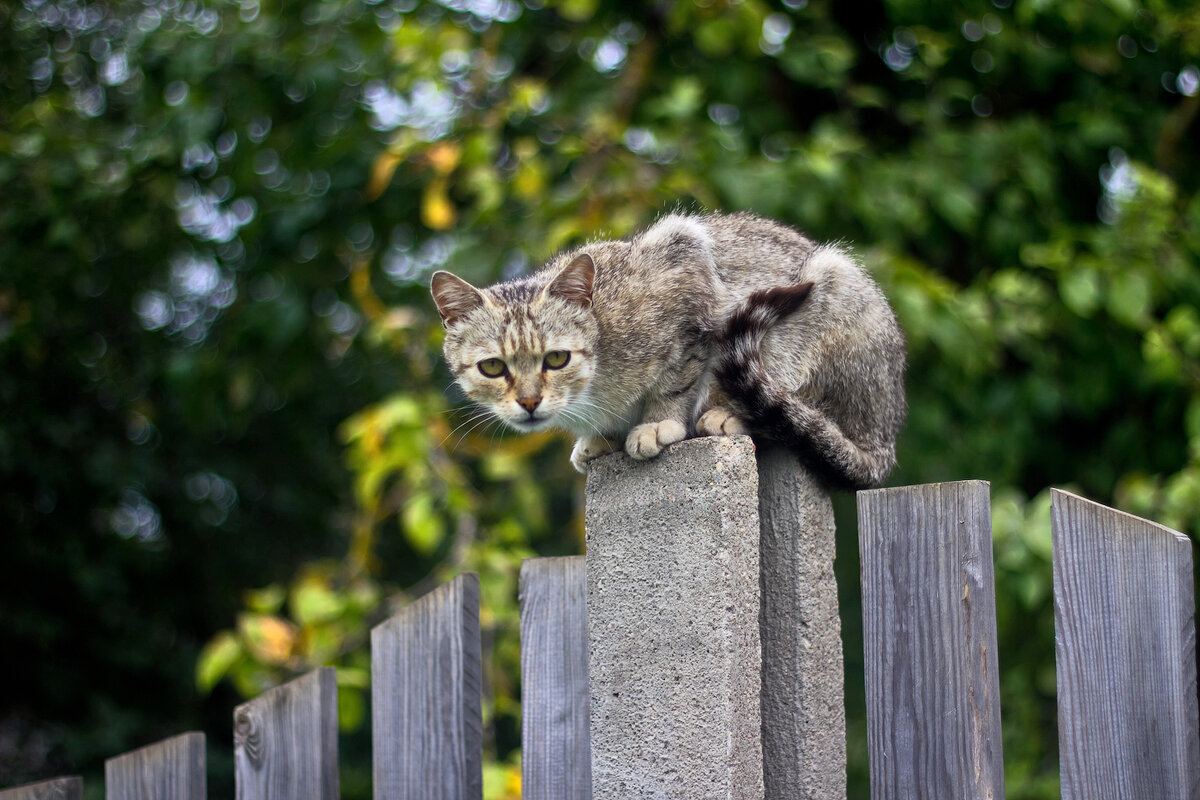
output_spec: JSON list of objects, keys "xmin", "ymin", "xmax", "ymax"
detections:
[{"xmin": 430, "ymin": 211, "xmax": 906, "ymax": 489}]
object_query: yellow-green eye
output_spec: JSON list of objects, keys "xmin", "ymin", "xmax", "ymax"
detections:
[
  {"xmin": 477, "ymin": 358, "xmax": 507, "ymax": 378},
  {"xmin": 543, "ymin": 350, "xmax": 570, "ymax": 370}
]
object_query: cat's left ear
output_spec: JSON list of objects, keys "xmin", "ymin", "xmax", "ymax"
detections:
[
  {"xmin": 547, "ymin": 253, "xmax": 595, "ymax": 308},
  {"xmin": 431, "ymin": 271, "xmax": 486, "ymax": 328}
]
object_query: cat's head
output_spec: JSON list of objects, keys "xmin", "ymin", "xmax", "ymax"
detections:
[{"xmin": 431, "ymin": 253, "xmax": 599, "ymax": 433}]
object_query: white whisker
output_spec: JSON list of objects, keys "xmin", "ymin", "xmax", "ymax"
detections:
[
  {"xmin": 567, "ymin": 395, "xmax": 630, "ymax": 426},
  {"xmin": 558, "ymin": 406, "xmax": 608, "ymax": 440},
  {"xmin": 456, "ymin": 417, "xmax": 503, "ymax": 453},
  {"xmin": 440, "ymin": 407, "xmax": 497, "ymax": 449}
]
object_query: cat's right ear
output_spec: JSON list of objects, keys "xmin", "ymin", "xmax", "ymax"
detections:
[
  {"xmin": 431, "ymin": 271, "xmax": 486, "ymax": 328},
  {"xmin": 547, "ymin": 253, "xmax": 595, "ymax": 309}
]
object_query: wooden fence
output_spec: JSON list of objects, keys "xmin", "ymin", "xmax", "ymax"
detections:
[{"xmin": 3, "ymin": 437, "xmax": 1197, "ymax": 800}]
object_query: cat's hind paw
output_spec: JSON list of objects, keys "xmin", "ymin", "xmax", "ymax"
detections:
[
  {"xmin": 570, "ymin": 435, "xmax": 618, "ymax": 473},
  {"xmin": 625, "ymin": 420, "xmax": 687, "ymax": 460},
  {"xmin": 697, "ymin": 407, "xmax": 748, "ymax": 437}
]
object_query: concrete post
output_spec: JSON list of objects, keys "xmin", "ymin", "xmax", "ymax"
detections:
[
  {"xmin": 756, "ymin": 444, "xmax": 846, "ymax": 800},
  {"xmin": 585, "ymin": 435, "xmax": 764, "ymax": 800}
]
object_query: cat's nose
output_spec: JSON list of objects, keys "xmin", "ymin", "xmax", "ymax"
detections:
[{"xmin": 517, "ymin": 396, "xmax": 541, "ymax": 413}]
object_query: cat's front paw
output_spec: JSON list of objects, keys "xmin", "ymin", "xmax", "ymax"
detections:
[
  {"xmin": 571, "ymin": 435, "xmax": 618, "ymax": 473},
  {"xmin": 696, "ymin": 406, "xmax": 748, "ymax": 437},
  {"xmin": 625, "ymin": 420, "xmax": 687, "ymax": 460}
]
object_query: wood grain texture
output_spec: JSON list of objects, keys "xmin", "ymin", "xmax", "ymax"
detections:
[
  {"xmin": 1051, "ymin": 489, "xmax": 1200, "ymax": 800},
  {"xmin": 105, "ymin": 731, "xmax": 205, "ymax": 800},
  {"xmin": 0, "ymin": 778, "xmax": 82, "ymax": 800},
  {"xmin": 519, "ymin": 556, "xmax": 592, "ymax": 800},
  {"xmin": 756, "ymin": 444, "xmax": 845, "ymax": 800},
  {"xmin": 234, "ymin": 667, "xmax": 339, "ymax": 800},
  {"xmin": 858, "ymin": 481, "xmax": 1005, "ymax": 800},
  {"xmin": 371, "ymin": 572, "xmax": 483, "ymax": 800}
]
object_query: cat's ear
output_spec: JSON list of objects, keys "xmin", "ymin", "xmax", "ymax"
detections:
[
  {"xmin": 547, "ymin": 253, "xmax": 595, "ymax": 308},
  {"xmin": 431, "ymin": 271, "xmax": 486, "ymax": 328}
]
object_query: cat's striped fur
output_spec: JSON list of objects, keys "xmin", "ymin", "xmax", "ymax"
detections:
[{"xmin": 431, "ymin": 211, "xmax": 906, "ymax": 489}]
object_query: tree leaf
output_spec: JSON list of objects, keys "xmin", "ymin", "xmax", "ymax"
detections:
[{"xmin": 196, "ymin": 631, "xmax": 242, "ymax": 693}]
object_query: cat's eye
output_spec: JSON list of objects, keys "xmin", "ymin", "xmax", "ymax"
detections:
[
  {"xmin": 543, "ymin": 350, "xmax": 570, "ymax": 370},
  {"xmin": 477, "ymin": 358, "xmax": 508, "ymax": 378}
]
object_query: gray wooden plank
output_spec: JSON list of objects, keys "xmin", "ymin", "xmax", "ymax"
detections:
[
  {"xmin": 757, "ymin": 444, "xmax": 846, "ymax": 800},
  {"xmin": 105, "ymin": 731, "xmax": 205, "ymax": 800},
  {"xmin": 858, "ymin": 480, "xmax": 1005, "ymax": 800},
  {"xmin": 519, "ymin": 556, "xmax": 592, "ymax": 800},
  {"xmin": 0, "ymin": 777, "xmax": 82, "ymax": 800},
  {"xmin": 1052, "ymin": 489, "xmax": 1200, "ymax": 800},
  {"xmin": 371, "ymin": 572, "xmax": 483, "ymax": 800},
  {"xmin": 233, "ymin": 667, "xmax": 339, "ymax": 800}
]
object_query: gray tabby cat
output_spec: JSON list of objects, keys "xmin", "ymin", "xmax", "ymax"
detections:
[{"xmin": 430, "ymin": 211, "xmax": 906, "ymax": 489}]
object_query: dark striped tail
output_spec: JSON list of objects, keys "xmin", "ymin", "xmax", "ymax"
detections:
[
  {"xmin": 713, "ymin": 282, "xmax": 814, "ymax": 413},
  {"xmin": 713, "ymin": 282, "xmax": 891, "ymax": 490},
  {"xmin": 718, "ymin": 284, "xmax": 814, "ymax": 346}
]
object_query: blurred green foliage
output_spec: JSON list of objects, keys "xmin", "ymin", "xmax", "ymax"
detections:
[{"xmin": 2, "ymin": 0, "xmax": 1198, "ymax": 797}]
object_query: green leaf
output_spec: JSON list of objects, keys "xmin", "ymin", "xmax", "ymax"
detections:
[
  {"xmin": 245, "ymin": 584, "xmax": 287, "ymax": 614},
  {"xmin": 1106, "ymin": 271, "xmax": 1151, "ymax": 328},
  {"xmin": 402, "ymin": 492, "xmax": 444, "ymax": 555},
  {"xmin": 1058, "ymin": 268, "xmax": 1102, "ymax": 318},
  {"xmin": 1186, "ymin": 398, "xmax": 1200, "ymax": 446},
  {"xmin": 651, "ymin": 77, "xmax": 704, "ymax": 119},
  {"xmin": 930, "ymin": 183, "xmax": 979, "ymax": 233},
  {"xmin": 338, "ymin": 685, "xmax": 366, "ymax": 732},
  {"xmin": 554, "ymin": 0, "xmax": 596, "ymax": 22},
  {"xmin": 1165, "ymin": 305, "xmax": 1200, "ymax": 357},
  {"xmin": 196, "ymin": 631, "xmax": 242, "ymax": 693},
  {"xmin": 291, "ymin": 577, "xmax": 344, "ymax": 626},
  {"xmin": 1018, "ymin": 491, "xmax": 1054, "ymax": 563},
  {"xmin": 337, "ymin": 666, "xmax": 371, "ymax": 690}
]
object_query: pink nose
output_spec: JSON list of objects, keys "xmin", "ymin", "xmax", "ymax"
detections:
[{"xmin": 517, "ymin": 396, "xmax": 541, "ymax": 413}]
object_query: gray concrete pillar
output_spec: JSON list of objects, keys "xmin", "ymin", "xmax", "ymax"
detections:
[
  {"xmin": 757, "ymin": 444, "xmax": 846, "ymax": 800},
  {"xmin": 585, "ymin": 435, "xmax": 764, "ymax": 800}
]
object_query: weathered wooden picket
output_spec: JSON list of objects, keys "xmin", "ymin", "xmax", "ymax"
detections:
[{"xmin": 2, "ymin": 436, "xmax": 1197, "ymax": 800}]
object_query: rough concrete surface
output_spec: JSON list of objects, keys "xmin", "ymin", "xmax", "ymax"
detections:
[
  {"xmin": 585, "ymin": 435, "xmax": 764, "ymax": 800},
  {"xmin": 756, "ymin": 444, "xmax": 845, "ymax": 800}
]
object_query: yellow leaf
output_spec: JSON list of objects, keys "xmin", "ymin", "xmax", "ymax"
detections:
[
  {"xmin": 238, "ymin": 613, "xmax": 297, "ymax": 666},
  {"xmin": 426, "ymin": 141, "xmax": 462, "ymax": 174},
  {"xmin": 366, "ymin": 150, "xmax": 402, "ymax": 201},
  {"xmin": 350, "ymin": 258, "xmax": 386, "ymax": 321},
  {"xmin": 514, "ymin": 159, "xmax": 546, "ymax": 199},
  {"xmin": 422, "ymin": 179, "xmax": 457, "ymax": 230},
  {"xmin": 511, "ymin": 79, "xmax": 547, "ymax": 114},
  {"xmin": 505, "ymin": 765, "xmax": 521, "ymax": 798}
]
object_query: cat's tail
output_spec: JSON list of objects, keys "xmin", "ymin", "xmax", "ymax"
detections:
[{"xmin": 712, "ymin": 284, "xmax": 894, "ymax": 490}]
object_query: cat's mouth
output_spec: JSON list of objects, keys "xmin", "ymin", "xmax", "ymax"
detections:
[{"xmin": 512, "ymin": 414, "xmax": 551, "ymax": 430}]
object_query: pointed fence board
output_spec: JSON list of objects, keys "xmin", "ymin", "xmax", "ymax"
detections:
[
  {"xmin": 519, "ymin": 556, "xmax": 592, "ymax": 800},
  {"xmin": 233, "ymin": 667, "xmax": 339, "ymax": 800},
  {"xmin": 371, "ymin": 572, "xmax": 483, "ymax": 800},
  {"xmin": 1051, "ymin": 489, "xmax": 1200, "ymax": 800},
  {"xmin": 0, "ymin": 778, "xmax": 82, "ymax": 800},
  {"xmin": 105, "ymin": 732, "xmax": 205, "ymax": 800},
  {"xmin": 857, "ymin": 480, "xmax": 1005, "ymax": 800}
]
